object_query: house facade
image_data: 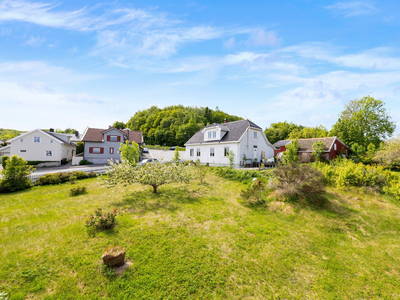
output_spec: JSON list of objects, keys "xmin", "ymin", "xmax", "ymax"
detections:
[
  {"xmin": 273, "ymin": 137, "xmax": 350, "ymax": 162},
  {"xmin": 81, "ymin": 127, "xmax": 143, "ymax": 164},
  {"xmin": 0, "ymin": 129, "xmax": 77, "ymax": 165},
  {"xmin": 184, "ymin": 119, "xmax": 275, "ymax": 168}
]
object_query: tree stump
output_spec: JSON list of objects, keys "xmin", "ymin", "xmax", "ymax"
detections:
[{"xmin": 102, "ymin": 246, "xmax": 126, "ymax": 267}]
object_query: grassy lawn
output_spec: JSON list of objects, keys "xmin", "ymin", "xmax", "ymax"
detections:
[{"xmin": 1, "ymin": 173, "xmax": 400, "ymax": 299}]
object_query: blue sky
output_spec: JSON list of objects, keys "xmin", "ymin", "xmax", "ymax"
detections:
[{"xmin": 1, "ymin": 0, "xmax": 400, "ymax": 133}]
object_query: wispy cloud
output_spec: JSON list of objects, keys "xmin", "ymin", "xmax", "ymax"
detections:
[
  {"xmin": 325, "ymin": 1, "xmax": 377, "ymax": 17},
  {"xmin": 246, "ymin": 29, "xmax": 281, "ymax": 47},
  {"xmin": 25, "ymin": 35, "xmax": 45, "ymax": 46},
  {"xmin": 63, "ymin": 93, "xmax": 104, "ymax": 104}
]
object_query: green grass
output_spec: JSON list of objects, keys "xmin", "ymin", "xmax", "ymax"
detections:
[{"xmin": 1, "ymin": 174, "xmax": 400, "ymax": 299}]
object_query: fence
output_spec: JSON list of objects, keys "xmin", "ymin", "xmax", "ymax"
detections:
[{"xmin": 29, "ymin": 167, "xmax": 108, "ymax": 184}]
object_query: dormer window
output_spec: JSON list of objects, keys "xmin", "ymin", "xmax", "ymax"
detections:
[{"xmin": 207, "ymin": 131, "xmax": 217, "ymax": 139}]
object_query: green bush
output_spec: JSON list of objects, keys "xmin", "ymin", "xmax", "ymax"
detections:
[
  {"xmin": 85, "ymin": 208, "xmax": 117, "ymax": 230},
  {"xmin": 35, "ymin": 171, "xmax": 97, "ymax": 186},
  {"xmin": 240, "ymin": 179, "xmax": 268, "ymax": 206},
  {"xmin": 69, "ymin": 186, "xmax": 86, "ymax": 196},
  {"xmin": 268, "ymin": 163, "xmax": 326, "ymax": 204},
  {"xmin": 0, "ymin": 155, "xmax": 35, "ymax": 193},
  {"xmin": 213, "ymin": 167, "xmax": 272, "ymax": 184},
  {"xmin": 79, "ymin": 159, "xmax": 93, "ymax": 165},
  {"xmin": 1, "ymin": 155, "xmax": 9, "ymax": 169},
  {"xmin": 314, "ymin": 158, "xmax": 388, "ymax": 191}
]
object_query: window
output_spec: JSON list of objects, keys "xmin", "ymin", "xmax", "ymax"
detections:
[
  {"xmin": 207, "ymin": 131, "xmax": 217, "ymax": 139},
  {"xmin": 334, "ymin": 143, "xmax": 337, "ymax": 151},
  {"xmin": 19, "ymin": 138, "xmax": 24, "ymax": 143},
  {"xmin": 210, "ymin": 148, "xmax": 215, "ymax": 156},
  {"xmin": 212, "ymin": 131, "xmax": 216, "ymax": 138},
  {"xmin": 89, "ymin": 147, "xmax": 103, "ymax": 154},
  {"xmin": 224, "ymin": 147, "xmax": 230, "ymax": 156},
  {"xmin": 110, "ymin": 147, "xmax": 114, "ymax": 154},
  {"xmin": 208, "ymin": 132, "xmax": 211, "ymax": 138},
  {"xmin": 196, "ymin": 148, "xmax": 201, "ymax": 156},
  {"xmin": 67, "ymin": 150, "xmax": 69, "ymax": 156},
  {"xmin": 110, "ymin": 136, "xmax": 118, "ymax": 142},
  {"xmin": 20, "ymin": 150, "xmax": 27, "ymax": 153},
  {"xmin": 190, "ymin": 149, "xmax": 194, "ymax": 156},
  {"xmin": 34, "ymin": 136, "xmax": 41, "ymax": 143},
  {"xmin": 50, "ymin": 140, "xmax": 54, "ymax": 144},
  {"xmin": 46, "ymin": 150, "xmax": 53, "ymax": 157},
  {"xmin": 253, "ymin": 132, "xmax": 257, "ymax": 139}
]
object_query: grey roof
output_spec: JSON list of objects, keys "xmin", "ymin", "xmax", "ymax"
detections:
[
  {"xmin": 273, "ymin": 140, "xmax": 292, "ymax": 149},
  {"xmin": 185, "ymin": 119, "xmax": 261, "ymax": 145},
  {"xmin": 45, "ymin": 131, "xmax": 75, "ymax": 145}
]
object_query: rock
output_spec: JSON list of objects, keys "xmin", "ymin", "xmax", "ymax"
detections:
[{"xmin": 102, "ymin": 246, "xmax": 126, "ymax": 267}]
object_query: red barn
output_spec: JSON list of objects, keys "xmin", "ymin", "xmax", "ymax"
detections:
[{"xmin": 273, "ymin": 137, "xmax": 350, "ymax": 162}]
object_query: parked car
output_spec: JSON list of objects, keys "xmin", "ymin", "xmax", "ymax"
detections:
[
  {"xmin": 169, "ymin": 146, "xmax": 176, "ymax": 151},
  {"xmin": 138, "ymin": 158, "xmax": 158, "ymax": 166},
  {"xmin": 143, "ymin": 147, "xmax": 149, "ymax": 153}
]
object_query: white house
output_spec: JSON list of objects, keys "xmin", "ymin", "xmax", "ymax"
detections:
[
  {"xmin": 184, "ymin": 119, "xmax": 275, "ymax": 168},
  {"xmin": 0, "ymin": 129, "xmax": 77, "ymax": 166}
]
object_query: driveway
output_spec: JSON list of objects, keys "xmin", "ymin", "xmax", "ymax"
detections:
[{"xmin": 31, "ymin": 163, "xmax": 108, "ymax": 175}]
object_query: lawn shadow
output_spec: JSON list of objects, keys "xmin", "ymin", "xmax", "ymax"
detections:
[{"xmin": 111, "ymin": 187, "xmax": 202, "ymax": 216}]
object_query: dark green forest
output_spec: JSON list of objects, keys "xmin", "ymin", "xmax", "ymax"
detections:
[{"xmin": 125, "ymin": 105, "xmax": 242, "ymax": 146}]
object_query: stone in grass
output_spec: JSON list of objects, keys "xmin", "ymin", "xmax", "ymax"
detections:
[{"xmin": 102, "ymin": 246, "xmax": 126, "ymax": 267}]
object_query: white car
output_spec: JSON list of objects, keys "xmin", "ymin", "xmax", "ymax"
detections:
[{"xmin": 138, "ymin": 158, "xmax": 158, "ymax": 166}]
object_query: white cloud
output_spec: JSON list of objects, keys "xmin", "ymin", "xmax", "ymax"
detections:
[
  {"xmin": 25, "ymin": 35, "xmax": 46, "ymax": 46},
  {"xmin": 223, "ymin": 37, "xmax": 235, "ymax": 49},
  {"xmin": 325, "ymin": 1, "xmax": 377, "ymax": 17},
  {"xmin": 246, "ymin": 29, "xmax": 280, "ymax": 47}
]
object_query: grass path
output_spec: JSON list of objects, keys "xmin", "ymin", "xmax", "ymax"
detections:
[{"xmin": 1, "ymin": 173, "xmax": 400, "ymax": 299}]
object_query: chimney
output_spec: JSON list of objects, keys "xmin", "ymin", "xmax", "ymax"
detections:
[
  {"xmin": 74, "ymin": 131, "xmax": 79, "ymax": 138},
  {"xmin": 50, "ymin": 128, "xmax": 54, "ymax": 132},
  {"xmin": 109, "ymin": 125, "xmax": 111, "ymax": 129},
  {"xmin": 223, "ymin": 119, "xmax": 227, "ymax": 124}
]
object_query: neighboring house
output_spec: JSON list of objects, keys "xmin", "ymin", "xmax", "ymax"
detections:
[
  {"xmin": 81, "ymin": 127, "xmax": 143, "ymax": 164},
  {"xmin": 0, "ymin": 129, "xmax": 77, "ymax": 165},
  {"xmin": 273, "ymin": 137, "xmax": 350, "ymax": 162},
  {"xmin": 184, "ymin": 119, "xmax": 275, "ymax": 168}
]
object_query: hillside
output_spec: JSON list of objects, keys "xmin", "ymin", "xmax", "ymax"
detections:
[
  {"xmin": 1, "ymin": 173, "xmax": 400, "ymax": 298},
  {"xmin": 0, "ymin": 128, "xmax": 24, "ymax": 141},
  {"xmin": 126, "ymin": 105, "xmax": 242, "ymax": 147}
]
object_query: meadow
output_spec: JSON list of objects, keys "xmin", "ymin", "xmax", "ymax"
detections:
[{"xmin": 1, "ymin": 172, "xmax": 400, "ymax": 299}]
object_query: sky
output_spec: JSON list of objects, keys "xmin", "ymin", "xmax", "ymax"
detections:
[{"xmin": 0, "ymin": 0, "xmax": 400, "ymax": 133}]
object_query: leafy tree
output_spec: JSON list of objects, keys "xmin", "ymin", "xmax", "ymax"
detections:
[
  {"xmin": 0, "ymin": 128, "xmax": 23, "ymax": 141},
  {"xmin": 264, "ymin": 121, "xmax": 303, "ymax": 144},
  {"xmin": 194, "ymin": 159, "xmax": 207, "ymax": 184},
  {"xmin": 288, "ymin": 126, "xmax": 329, "ymax": 139},
  {"xmin": 104, "ymin": 159, "xmax": 195, "ymax": 193},
  {"xmin": 228, "ymin": 150, "xmax": 235, "ymax": 168},
  {"xmin": 76, "ymin": 141, "xmax": 84, "ymax": 155},
  {"xmin": 1, "ymin": 156, "xmax": 9, "ymax": 168},
  {"xmin": 56, "ymin": 128, "xmax": 76, "ymax": 134},
  {"xmin": 374, "ymin": 135, "xmax": 400, "ymax": 167},
  {"xmin": 112, "ymin": 121, "xmax": 126, "ymax": 129},
  {"xmin": 0, "ymin": 155, "xmax": 35, "ymax": 193},
  {"xmin": 282, "ymin": 139, "xmax": 300, "ymax": 165},
  {"xmin": 119, "ymin": 140, "xmax": 140, "ymax": 165},
  {"xmin": 312, "ymin": 141, "xmax": 326, "ymax": 162},
  {"xmin": 367, "ymin": 143, "xmax": 376, "ymax": 156},
  {"xmin": 330, "ymin": 96, "xmax": 396, "ymax": 148},
  {"xmin": 173, "ymin": 147, "xmax": 180, "ymax": 164}
]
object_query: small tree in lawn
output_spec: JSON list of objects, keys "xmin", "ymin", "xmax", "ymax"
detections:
[
  {"xmin": 0, "ymin": 155, "xmax": 35, "ymax": 193},
  {"xmin": 119, "ymin": 140, "xmax": 140, "ymax": 165},
  {"xmin": 195, "ymin": 159, "xmax": 207, "ymax": 184},
  {"xmin": 312, "ymin": 141, "xmax": 326, "ymax": 162},
  {"xmin": 173, "ymin": 147, "xmax": 180, "ymax": 164},
  {"xmin": 282, "ymin": 139, "xmax": 300, "ymax": 165},
  {"xmin": 228, "ymin": 150, "xmax": 234, "ymax": 168},
  {"xmin": 104, "ymin": 159, "xmax": 195, "ymax": 193}
]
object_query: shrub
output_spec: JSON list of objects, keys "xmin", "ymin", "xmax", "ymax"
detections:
[
  {"xmin": 240, "ymin": 179, "xmax": 267, "ymax": 206},
  {"xmin": 79, "ymin": 159, "xmax": 93, "ymax": 165},
  {"xmin": 268, "ymin": 163, "xmax": 326, "ymax": 204},
  {"xmin": 85, "ymin": 208, "xmax": 117, "ymax": 230},
  {"xmin": 35, "ymin": 171, "xmax": 97, "ymax": 186},
  {"xmin": 214, "ymin": 167, "xmax": 272, "ymax": 184},
  {"xmin": 69, "ymin": 186, "xmax": 86, "ymax": 196},
  {"xmin": 0, "ymin": 155, "xmax": 34, "ymax": 193},
  {"xmin": 1, "ymin": 155, "xmax": 9, "ymax": 169}
]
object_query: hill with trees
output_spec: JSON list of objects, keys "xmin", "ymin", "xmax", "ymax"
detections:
[
  {"xmin": 0, "ymin": 128, "xmax": 25, "ymax": 141},
  {"xmin": 125, "ymin": 105, "xmax": 242, "ymax": 146}
]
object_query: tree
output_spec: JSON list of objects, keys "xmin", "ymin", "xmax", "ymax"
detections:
[
  {"xmin": 1, "ymin": 156, "xmax": 9, "ymax": 169},
  {"xmin": 195, "ymin": 159, "xmax": 207, "ymax": 184},
  {"xmin": 173, "ymin": 147, "xmax": 180, "ymax": 164},
  {"xmin": 282, "ymin": 139, "xmax": 300, "ymax": 165},
  {"xmin": 312, "ymin": 141, "xmax": 326, "ymax": 162},
  {"xmin": 0, "ymin": 155, "xmax": 35, "ymax": 193},
  {"xmin": 374, "ymin": 135, "xmax": 400, "ymax": 167},
  {"xmin": 113, "ymin": 121, "xmax": 126, "ymax": 129},
  {"xmin": 330, "ymin": 96, "xmax": 396, "ymax": 148},
  {"xmin": 76, "ymin": 141, "xmax": 84, "ymax": 155},
  {"xmin": 228, "ymin": 150, "xmax": 234, "ymax": 168},
  {"xmin": 264, "ymin": 121, "xmax": 303, "ymax": 144},
  {"xmin": 56, "ymin": 128, "xmax": 76, "ymax": 134},
  {"xmin": 288, "ymin": 126, "xmax": 329, "ymax": 140},
  {"xmin": 119, "ymin": 140, "xmax": 140, "ymax": 165},
  {"xmin": 104, "ymin": 159, "xmax": 195, "ymax": 193}
]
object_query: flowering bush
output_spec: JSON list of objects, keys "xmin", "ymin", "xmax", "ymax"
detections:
[
  {"xmin": 240, "ymin": 179, "xmax": 267, "ymax": 205},
  {"xmin": 85, "ymin": 208, "xmax": 117, "ymax": 230}
]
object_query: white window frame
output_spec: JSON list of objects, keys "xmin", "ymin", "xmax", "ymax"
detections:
[
  {"xmin": 224, "ymin": 147, "xmax": 230, "ymax": 157},
  {"xmin": 110, "ymin": 147, "xmax": 114, "ymax": 154},
  {"xmin": 212, "ymin": 131, "xmax": 216, "ymax": 138},
  {"xmin": 208, "ymin": 132, "xmax": 211, "ymax": 138},
  {"xmin": 110, "ymin": 135, "xmax": 118, "ymax": 142},
  {"xmin": 190, "ymin": 149, "xmax": 194, "ymax": 156},
  {"xmin": 50, "ymin": 140, "xmax": 54, "ymax": 144},
  {"xmin": 210, "ymin": 148, "xmax": 215, "ymax": 157},
  {"xmin": 334, "ymin": 143, "xmax": 337, "ymax": 151},
  {"xmin": 93, "ymin": 147, "xmax": 101, "ymax": 154},
  {"xmin": 196, "ymin": 148, "xmax": 201, "ymax": 157},
  {"xmin": 19, "ymin": 138, "xmax": 24, "ymax": 143},
  {"xmin": 45, "ymin": 150, "xmax": 53, "ymax": 157},
  {"xmin": 33, "ymin": 136, "xmax": 41, "ymax": 143}
]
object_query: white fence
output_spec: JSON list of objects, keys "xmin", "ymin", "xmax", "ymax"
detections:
[{"xmin": 29, "ymin": 167, "xmax": 108, "ymax": 184}]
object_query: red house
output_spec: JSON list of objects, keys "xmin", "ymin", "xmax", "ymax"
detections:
[{"xmin": 273, "ymin": 137, "xmax": 350, "ymax": 162}]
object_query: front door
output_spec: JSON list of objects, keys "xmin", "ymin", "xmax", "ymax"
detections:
[{"xmin": 253, "ymin": 146, "xmax": 258, "ymax": 161}]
